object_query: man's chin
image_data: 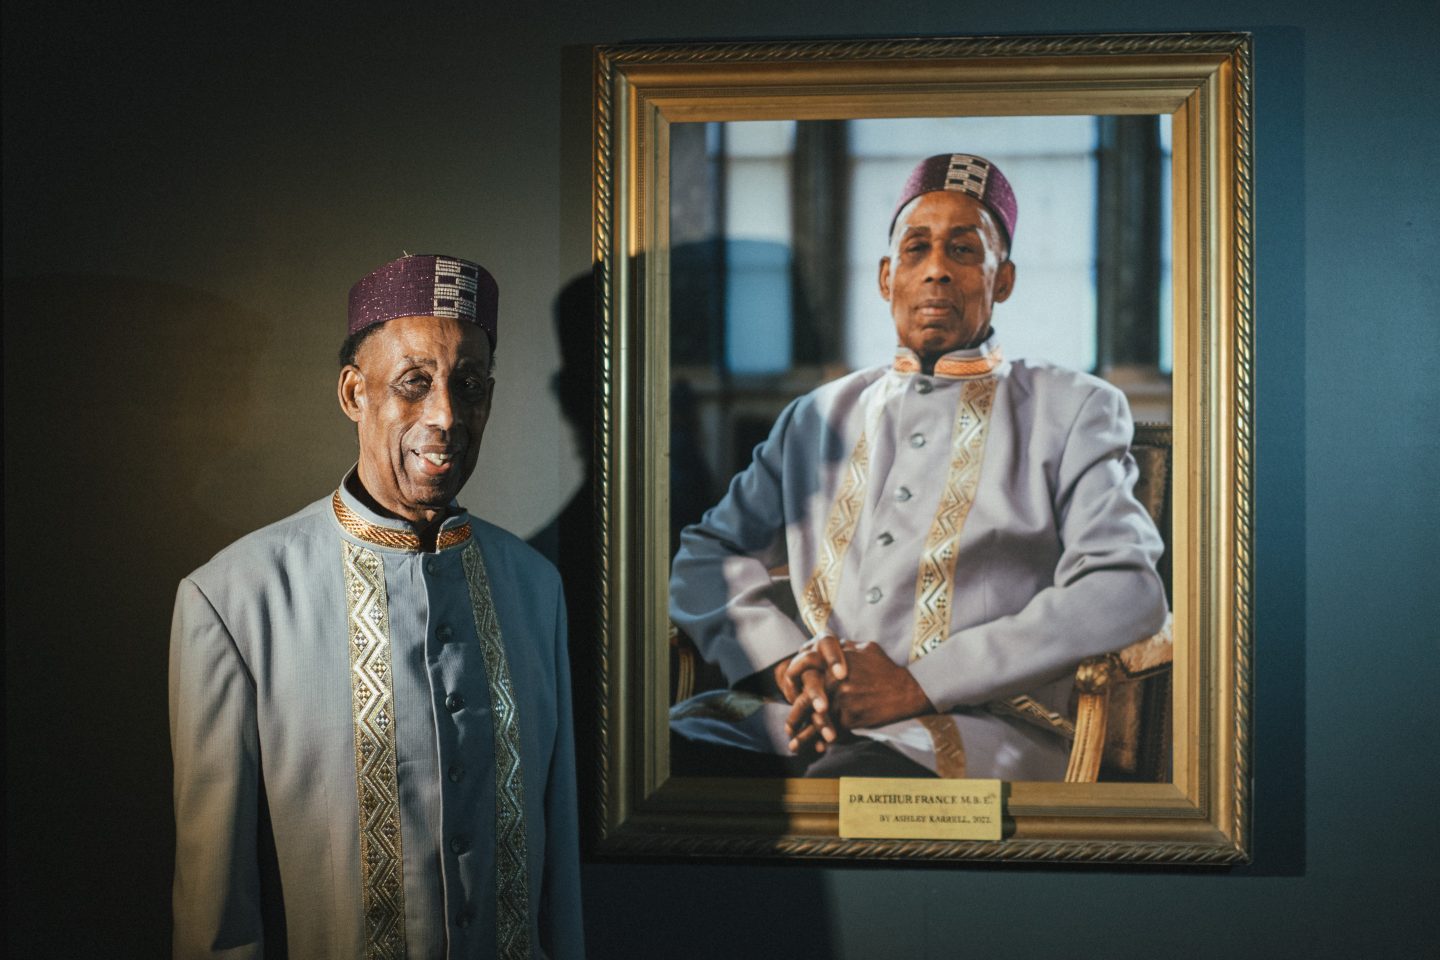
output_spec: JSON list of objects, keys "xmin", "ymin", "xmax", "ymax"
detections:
[{"xmin": 403, "ymin": 476, "xmax": 464, "ymax": 510}]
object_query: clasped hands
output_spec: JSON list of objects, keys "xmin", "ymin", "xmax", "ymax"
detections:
[{"xmin": 771, "ymin": 635, "xmax": 934, "ymax": 756}]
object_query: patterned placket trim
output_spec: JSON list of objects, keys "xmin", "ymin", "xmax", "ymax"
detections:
[
  {"xmin": 918, "ymin": 714, "xmax": 968, "ymax": 779},
  {"xmin": 342, "ymin": 541, "xmax": 407, "ymax": 960},
  {"xmin": 460, "ymin": 541, "xmax": 532, "ymax": 959},
  {"xmin": 909, "ymin": 377, "xmax": 998, "ymax": 662},
  {"xmin": 908, "ymin": 377, "xmax": 996, "ymax": 775},
  {"xmin": 797, "ymin": 380, "xmax": 900, "ymax": 636},
  {"xmin": 798, "ymin": 432, "xmax": 871, "ymax": 636}
]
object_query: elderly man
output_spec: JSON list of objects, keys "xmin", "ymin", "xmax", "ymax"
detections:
[
  {"xmin": 669, "ymin": 154, "xmax": 1168, "ymax": 781},
  {"xmin": 170, "ymin": 255, "xmax": 583, "ymax": 958}
]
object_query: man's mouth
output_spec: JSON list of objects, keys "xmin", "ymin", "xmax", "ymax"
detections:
[{"xmin": 413, "ymin": 447, "xmax": 462, "ymax": 477}]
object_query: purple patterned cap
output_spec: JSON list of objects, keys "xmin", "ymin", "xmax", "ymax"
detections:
[
  {"xmin": 889, "ymin": 154, "xmax": 1018, "ymax": 250},
  {"xmin": 347, "ymin": 254, "xmax": 498, "ymax": 347}
]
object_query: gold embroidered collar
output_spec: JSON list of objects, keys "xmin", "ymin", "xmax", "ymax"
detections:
[
  {"xmin": 331, "ymin": 490, "xmax": 472, "ymax": 552},
  {"xmin": 892, "ymin": 342, "xmax": 1004, "ymax": 380}
]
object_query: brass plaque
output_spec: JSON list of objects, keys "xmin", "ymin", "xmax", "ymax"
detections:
[{"xmin": 838, "ymin": 778, "xmax": 1003, "ymax": 840}]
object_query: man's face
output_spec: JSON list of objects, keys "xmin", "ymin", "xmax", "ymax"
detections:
[
  {"xmin": 338, "ymin": 314, "xmax": 494, "ymax": 524},
  {"xmin": 878, "ymin": 190, "xmax": 1016, "ymax": 360}
]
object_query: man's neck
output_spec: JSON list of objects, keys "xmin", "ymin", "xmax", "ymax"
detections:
[
  {"xmin": 918, "ymin": 334, "xmax": 990, "ymax": 376},
  {"xmin": 346, "ymin": 471, "xmax": 446, "ymax": 551}
]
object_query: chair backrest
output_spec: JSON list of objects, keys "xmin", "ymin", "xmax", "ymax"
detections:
[
  {"xmin": 1130, "ymin": 422, "xmax": 1173, "ymax": 602},
  {"xmin": 1079, "ymin": 421, "xmax": 1173, "ymax": 782}
]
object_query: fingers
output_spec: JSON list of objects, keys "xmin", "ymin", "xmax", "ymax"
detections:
[
  {"xmin": 781, "ymin": 649, "xmax": 826, "ymax": 701},
  {"xmin": 787, "ymin": 720, "xmax": 828, "ymax": 755},
  {"xmin": 785, "ymin": 669, "xmax": 838, "ymax": 752},
  {"xmin": 774, "ymin": 657, "xmax": 798, "ymax": 703},
  {"xmin": 784, "ymin": 669, "xmax": 828, "ymax": 732},
  {"xmin": 815, "ymin": 634, "xmax": 849, "ymax": 681}
]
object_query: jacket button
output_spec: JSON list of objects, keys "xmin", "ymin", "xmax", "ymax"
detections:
[
  {"xmin": 895, "ymin": 486, "xmax": 912, "ymax": 502},
  {"xmin": 916, "ymin": 379, "xmax": 934, "ymax": 394},
  {"xmin": 450, "ymin": 836, "xmax": 470, "ymax": 854},
  {"xmin": 445, "ymin": 693, "xmax": 466, "ymax": 712},
  {"xmin": 437, "ymin": 624, "xmax": 454, "ymax": 642},
  {"xmin": 448, "ymin": 764, "xmax": 465, "ymax": 782},
  {"xmin": 866, "ymin": 587, "xmax": 883, "ymax": 604}
]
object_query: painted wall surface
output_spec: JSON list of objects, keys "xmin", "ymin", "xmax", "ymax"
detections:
[{"xmin": 4, "ymin": 1, "xmax": 1437, "ymax": 956}]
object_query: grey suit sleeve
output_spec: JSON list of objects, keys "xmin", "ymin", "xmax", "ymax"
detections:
[
  {"xmin": 539, "ymin": 584, "xmax": 586, "ymax": 959},
  {"xmin": 170, "ymin": 578, "xmax": 264, "ymax": 960},
  {"xmin": 668, "ymin": 399, "xmax": 813, "ymax": 685},
  {"xmin": 909, "ymin": 384, "xmax": 1169, "ymax": 709}
]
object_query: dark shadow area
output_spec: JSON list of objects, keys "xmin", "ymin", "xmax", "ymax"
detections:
[
  {"xmin": 1236, "ymin": 24, "xmax": 1307, "ymax": 879},
  {"xmin": 582, "ymin": 862, "xmax": 841, "ymax": 960},
  {"xmin": 527, "ymin": 273, "xmax": 603, "ymax": 846},
  {"xmin": 3, "ymin": 276, "xmax": 279, "ymax": 956}
]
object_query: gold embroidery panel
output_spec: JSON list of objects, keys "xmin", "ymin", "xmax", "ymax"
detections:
[
  {"xmin": 918, "ymin": 715, "xmax": 968, "ymax": 779},
  {"xmin": 461, "ymin": 542, "xmax": 532, "ymax": 959},
  {"xmin": 910, "ymin": 377, "xmax": 997, "ymax": 662},
  {"xmin": 798, "ymin": 432, "xmax": 871, "ymax": 637},
  {"xmin": 342, "ymin": 541, "xmax": 407, "ymax": 960}
]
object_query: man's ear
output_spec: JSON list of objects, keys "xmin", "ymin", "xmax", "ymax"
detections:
[
  {"xmin": 337, "ymin": 365, "xmax": 365, "ymax": 423},
  {"xmin": 877, "ymin": 256, "xmax": 893, "ymax": 302},
  {"xmin": 993, "ymin": 259, "xmax": 1016, "ymax": 304}
]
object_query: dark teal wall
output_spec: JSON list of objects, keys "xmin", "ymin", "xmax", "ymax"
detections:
[{"xmin": 5, "ymin": 1, "xmax": 1437, "ymax": 957}]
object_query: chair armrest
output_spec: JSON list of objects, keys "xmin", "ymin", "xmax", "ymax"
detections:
[{"xmin": 1065, "ymin": 616, "xmax": 1174, "ymax": 782}]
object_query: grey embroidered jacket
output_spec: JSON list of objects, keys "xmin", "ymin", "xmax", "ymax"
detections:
[
  {"xmin": 669, "ymin": 337, "xmax": 1167, "ymax": 780},
  {"xmin": 170, "ymin": 475, "xmax": 584, "ymax": 959}
]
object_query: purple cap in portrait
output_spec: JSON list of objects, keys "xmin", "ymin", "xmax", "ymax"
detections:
[
  {"xmin": 347, "ymin": 254, "xmax": 498, "ymax": 348},
  {"xmin": 889, "ymin": 154, "xmax": 1018, "ymax": 250}
]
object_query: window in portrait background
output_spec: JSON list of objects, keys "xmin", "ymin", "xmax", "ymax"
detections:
[{"xmin": 668, "ymin": 114, "xmax": 1174, "ymax": 536}]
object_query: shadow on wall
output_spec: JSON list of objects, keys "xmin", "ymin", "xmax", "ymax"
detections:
[
  {"xmin": 528, "ymin": 271, "xmax": 602, "ymax": 842},
  {"xmin": 527, "ymin": 271, "xmax": 838, "ymax": 958},
  {"xmin": 2, "ymin": 275, "xmax": 299, "ymax": 955}
]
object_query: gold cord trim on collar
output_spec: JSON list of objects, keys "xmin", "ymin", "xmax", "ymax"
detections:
[
  {"xmin": 893, "ymin": 344, "xmax": 1004, "ymax": 379},
  {"xmin": 331, "ymin": 491, "xmax": 471, "ymax": 552}
]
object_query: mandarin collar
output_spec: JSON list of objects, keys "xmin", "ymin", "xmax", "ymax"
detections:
[
  {"xmin": 891, "ymin": 336, "xmax": 1006, "ymax": 381},
  {"xmin": 332, "ymin": 466, "xmax": 472, "ymax": 553}
]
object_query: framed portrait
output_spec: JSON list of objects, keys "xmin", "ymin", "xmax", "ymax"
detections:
[{"xmin": 593, "ymin": 32, "xmax": 1253, "ymax": 863}]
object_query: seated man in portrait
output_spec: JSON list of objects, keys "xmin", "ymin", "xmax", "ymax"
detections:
[{"xmin": 669, "ymin": 154, "xmax": 1168, "ymax": 781}]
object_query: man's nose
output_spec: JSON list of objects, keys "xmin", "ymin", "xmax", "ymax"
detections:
[
  {"xmin": 423, "ymin": 382, "xmax": 458, "ymax": 431},
  {"xmin": 923, "ymin": 248, "xmax": 952, "ymax": 283}
]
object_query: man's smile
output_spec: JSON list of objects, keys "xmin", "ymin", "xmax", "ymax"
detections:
[{"xmin": 412, "ymin": 444, "xmax": 462, "ymax": 477}]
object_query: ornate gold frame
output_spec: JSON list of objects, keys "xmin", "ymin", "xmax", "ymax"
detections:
[{"xmin": 593, "ymin": 33, "xmax": 1253, "ymax": 863}]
